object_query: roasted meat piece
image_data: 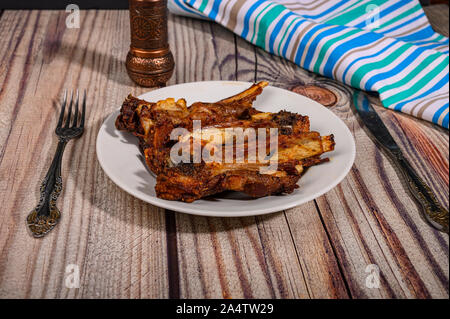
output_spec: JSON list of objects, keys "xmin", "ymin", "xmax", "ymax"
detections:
[{"xmin": 115, "ymin": 81, "xmax": 335, "ymax": 202}]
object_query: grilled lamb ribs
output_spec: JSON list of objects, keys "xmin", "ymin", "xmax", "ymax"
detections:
[{"xmin": 115, "ymin": 81, "xmax": 335, "ymax": 202}]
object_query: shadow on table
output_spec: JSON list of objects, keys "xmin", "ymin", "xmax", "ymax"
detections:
[
  {"xmin": 68, "ymin": 112, "xmax": 281, "ymax": 234},
  {"xmin": 50, "ymin": 40, "xmax": 133, "ymax": 86},
  {"xmin": 52, "ymin": 15, "xmax": 238, "ymax": 86}
]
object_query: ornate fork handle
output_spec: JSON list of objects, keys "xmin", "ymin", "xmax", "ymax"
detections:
[
  {"xmin": 26, "ymin": 139, "xmax": 67, "ymax": 238},
  {"xmin": 393, "ymin": 151, "xmax": 449, "ymax": 233}
]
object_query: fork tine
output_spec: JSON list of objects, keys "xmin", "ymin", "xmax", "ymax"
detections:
[
  {"xmin": 57, "ymin": 90, "xmax": 67, "ymax": 128},
  {"xmin": 72, "ymin": 90, "xmax": 79, "ymax": 127},
  {"xmin": 80, "ymin": 90, "xmax": 86, "ymax": 128},
  {"xmin": 64, "ymin": 91, "xmax": 73, "ymax": 128}
]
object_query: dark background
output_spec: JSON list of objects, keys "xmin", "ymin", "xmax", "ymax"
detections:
[
  {"xmin": 0, "ymin": 1, "xmax": 129, "ymax": 9},
  {"xmin": 0, "ymin": 0, "xmax": 448, "ymax": 10}
]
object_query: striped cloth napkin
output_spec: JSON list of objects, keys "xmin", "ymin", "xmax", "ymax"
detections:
[{"xmin": 168, "ymin": 0, "xmax": 449, "ymax": 128}]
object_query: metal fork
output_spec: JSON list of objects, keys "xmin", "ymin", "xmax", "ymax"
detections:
[{"xmin": 26, "ymin": 90, "xmax": 86, "ymax": 238}]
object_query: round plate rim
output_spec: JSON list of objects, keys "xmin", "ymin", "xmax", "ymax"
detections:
[{"xmin": 96, "ymin": 81, "xmax": 356, "ymax": 217}]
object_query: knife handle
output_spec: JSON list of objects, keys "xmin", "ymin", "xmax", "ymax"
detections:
[{"xmin": 394, "ymin": 152, "xmax": 449, "ymax": 233}]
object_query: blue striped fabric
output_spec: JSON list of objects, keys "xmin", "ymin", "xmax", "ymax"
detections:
[{"xmin": 168, "ymin": 0, "xmax": 449, "ymax": 128}]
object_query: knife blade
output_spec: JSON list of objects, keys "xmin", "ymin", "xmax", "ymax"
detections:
[{"xmin": 351, "ymin": 90, "xmax": 448, "ymax": 233}]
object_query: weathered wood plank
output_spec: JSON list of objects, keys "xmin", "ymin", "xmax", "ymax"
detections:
[
  {"xmin": 0, "ymin": 8, "xmax": 448, "ymax": 299},
  {"xmin": 249, "ymin": 32, "xmax": 449, "ymax": 298},
  {"xmin": 167, "ymin": 14, "xmax": 316, "ymax": 299},
  {"xmin": 167, "ymin": 14, "xmax": 237, "ymax": 85},
  {"xmin": 235, "ymin": 37, "xmax": 351, "ymax": 299},
  {"xmin": 0, "ymin": 10, "xmax": 169, "ymax": 298}
]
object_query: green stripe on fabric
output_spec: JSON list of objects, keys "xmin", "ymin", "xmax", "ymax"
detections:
[
  {"xmin": 383, "ymin": 57, "xmax": 449, "ymax": 106},
  {"xmin": 350, "ymin": 43, "xmax": 412, "ymax": 88},
  {"xmin": 379, "ymin": 52, "xmax": 444, "ymax": 94},
  {"xmin": 435, "ymin": 34, "xmax": 445, "ymax": 42},
  {"xmin": 276, "ymin": 17, "xmax": 300, "ymax": 56},
  {"xmin": 255, "ymin": 5, "xmax": 286, "ymax": 49},
  {"xmin": 250, "ymin": 3, "xmax": 275, "ymax": 44},
  {"xmin": 321, "ymin": 1, "xmax": 360, "ymax": 23},
  {"xmin": 326, "ymin": 0, "xmax": 388, "ymax": 26},
  {"xmin": 198, "ymin": 0, "xmax": 208, "ymax": 12},
  {"xmin": 312, "ymin": 29, "xmax": 361, "ymax": 73},
  {"xmin": 375, "ymin": 3, "xmax": 421, "ymax": 31}
]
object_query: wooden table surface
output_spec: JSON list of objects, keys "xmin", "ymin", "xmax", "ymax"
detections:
[{"xmin": 0, "ymin": 5, "xmax": 448, "ymax": 299}]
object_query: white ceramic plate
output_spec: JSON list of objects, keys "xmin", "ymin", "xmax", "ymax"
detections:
[{"xmin": 96, "ymin": 81, "xmax": 355, "ymax": 217}]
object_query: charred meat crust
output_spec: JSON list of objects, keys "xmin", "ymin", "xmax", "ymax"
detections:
[
  {"xmin": 115, "ymin": 82, "xmax": 335, "ymax": 202},
  {"xmin": 155, "ymin": 163, "xmax": 300, "ymax": 203}
]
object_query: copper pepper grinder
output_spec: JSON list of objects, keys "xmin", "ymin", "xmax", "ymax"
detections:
[{"xmin": 126, "ymin": 0, "xmax": 174, "ymax": 87}]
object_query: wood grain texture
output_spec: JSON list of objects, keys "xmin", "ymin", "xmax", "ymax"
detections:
[
  {"xmin": 235, "ymin": 36, "xmax": 351, "ymax": 299},
  {"xmin": 250, "ymin": 44, "xmax": 449, "ymax": 298},
  {"xmin": 0, "ymin": 10, "xmax": 169, "ymax": 298},
  {"xmin": 0, "ymin": 9, "xmax": 448, "ymax": 299},
  {"xmin": 167, "ymin": 15, "xmax": 319, "ymax": 299},
  {"xmin": 424, "ymin": 4, "xmax": 450, "ymax": 37}
]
